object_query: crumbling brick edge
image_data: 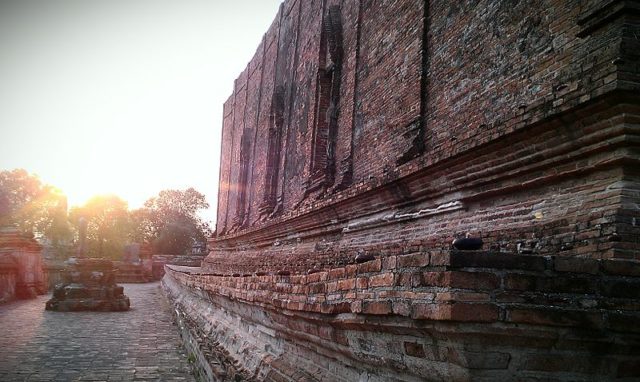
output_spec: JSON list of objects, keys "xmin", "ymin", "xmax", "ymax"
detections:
[
  {"xmin": 162, "ymin": 275, "xmax": 256, "ymax": 382},
  {"xmin": 161, "ymin": 254, "xmax": 640, "ymax": 381},
  {"xmin": 162, "ymin": 279, "xmax": 214, "ymax": 381}
]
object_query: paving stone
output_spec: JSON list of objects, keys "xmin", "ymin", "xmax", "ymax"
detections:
[{"xmin": 0, "ymin": 282, "xmax": 195, "ymax": 381}]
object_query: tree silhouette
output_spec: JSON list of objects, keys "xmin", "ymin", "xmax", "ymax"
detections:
[
  {"xmin": 133, "ymin": 188, "xmax": 211, "ymax": 255},
  {"xmin": 0, "ymin": 169, "xmax": 72, "ymax": 253},
  {"xmin": 69, "ymin": 194, "xmax": 131, "ymax": 259}
]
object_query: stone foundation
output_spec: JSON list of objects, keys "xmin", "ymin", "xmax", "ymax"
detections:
[
  {"xmin": 163, "ymin": 253, "xmax": 640, "ymax": 381},
  {"xmin": 46, "ymin": 258, "xmax": 130, "ymax": 312}
]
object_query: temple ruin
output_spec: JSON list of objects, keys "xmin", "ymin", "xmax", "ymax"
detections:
[{"xmin": 163, "ymin": 1, "xmax": 640, "ymax": 380}]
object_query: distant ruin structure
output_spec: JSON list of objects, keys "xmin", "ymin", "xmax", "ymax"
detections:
[
  {"xmin": 163, "ymin": 1, "xmax": 640, "ymax": 380},
  {"xmin": 0, "ymin": 227, "xmax": 47, "ymax": 303},
  {"xmin": 46, "ymin": 218, "xmax": 130, "ymax": 312}
]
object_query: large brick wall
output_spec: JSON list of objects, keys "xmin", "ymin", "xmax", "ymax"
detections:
[
  {"xmin": 213, "ymin": 0, "xmax": 638, "ymax": 257},
  {"xmin": 165, "ymin": 0, "xmax": 640, "ymax": 380}
]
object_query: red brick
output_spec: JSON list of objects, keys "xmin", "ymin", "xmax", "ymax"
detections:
[
  {"xmin": 328, "ymin": 268, "xmax": 346, "ymax": 280},
  {"xmin": 435, "ymin": 292, "xmax": 491, "ymax": 303},
  {"xmin": 362, "ymin": 300, "xmax": 392, "ymax": 315},
  {"xmin": 185, "ymin": 0, "xmax": 640, "ymax": 379},
  {"xmin": 369, "ymin": 272, "xmax": 394, "ymax": 287},
  {"xmin": 308, "ymin": 282, "xmax": 326, "ymax": 294},
  {"xmin": 318, "ymin": 326, "xmax": 333, "ymax": 341},
  {"xmin": 382, "ymin": 255, "xmax": 397, "ymax": 270},
  {"xmin": 357, "ymin": 258, "xmax": 382, "ymax": 274},
  {"xmin": 422, "ymin": 271, "xmax": 499, "ymax": 290},
  {"xmin": 320, "ymin": 302, "xmax": 351, "ymax": 314},
  {"xmin": 356, "ymin": 277, "xmax": 368, "ymax": 289},
  {"xmin": 429, "ymin": 251, "xmax": 450, "ymax": 266},
  {"xmin": 306, "ymin": 271, "xmax": 328, "ymax": 283},
  {"xmin": 421, "ymin": 271, "xmax": 448, "ymax": 287},
  {"xmin": 337, "ymin": 278, "xmax": 356, "ymax": 291},
  {"xmin": 411, "ymin": 303, "xmax": 447, "ymax": 320},
  {"xmin": 410, "ymin": 303, "xmax": 498, "ymax": 322},
  {"xmin": 396, "ymin": 271, "xmax": 421, "ymax": 288},
  {"xmin": 397, "ymin": 252, "xmax": 429, "ymax": 268}
]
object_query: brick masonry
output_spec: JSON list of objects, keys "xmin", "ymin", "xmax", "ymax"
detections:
[
  {"xmin": 0, "ymin": 227, "xmax": 47, "ymax": 302},
  {"xmin": 164, "ymin": 252, "xmax": 640, "ymax": 380},
  {"xmin": 164, "ymin": 0, "xmax": 640, "ymax": 380}
]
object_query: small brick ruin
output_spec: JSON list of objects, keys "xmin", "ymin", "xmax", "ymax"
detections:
[
  {"xmin": 46, "ymin": 218, "xmax": 130, "ymax": 312},
  {"xmin": 114, "ymin": 243, "xmax": 154, "ymax": 283},
  {"xmin": 0, "ymin": 227, "xmax": 47, "ymax": 303},
  {"xmin": 45, "ymin": 258, "xmax": 130, "ymax": 312},
  {"xmin": 163, "ymin": 1, "xmax": 640, "ymax": 380}
]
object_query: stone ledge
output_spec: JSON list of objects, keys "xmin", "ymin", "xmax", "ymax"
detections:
[
  {"xmin": 163, "ymin": 261, "xmax": 640, "ymax": 381},
  {"xmin": 166, "ymin": 253, "xmax": 640, "ymax": 330}
]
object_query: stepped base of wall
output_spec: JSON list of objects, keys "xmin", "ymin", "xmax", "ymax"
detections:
[{"xmin": 162, "ymin": 251, "xmax": 640, "ymax": 382}]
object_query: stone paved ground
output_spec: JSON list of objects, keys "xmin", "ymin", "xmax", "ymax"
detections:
[{"xmin": 0, "ymin": 282, "xmax": 197, "ymax": 381}]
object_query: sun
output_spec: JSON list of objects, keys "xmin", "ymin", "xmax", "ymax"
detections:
[{"xmin": 47, "ymin": 152, "xmax": 147, "ymax": 210}]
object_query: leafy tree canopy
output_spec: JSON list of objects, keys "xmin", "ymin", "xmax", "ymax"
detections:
[
  {"xmin": 133, "ymin": 188, "xmax": 211, "ymax": 255},
  {"xmin": 0, "ymin": 169, "xmax": 72, "ymax": 248},
  {"xmin": 69, "ymin": 194, "xmax": 131, "ymax": 259},
  {"xmin": 1, "ymin": 169, "xmax": 211, "ymax": 259}
]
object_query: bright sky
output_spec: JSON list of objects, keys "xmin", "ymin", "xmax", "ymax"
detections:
[{"xmin": 0, "ymin": 0, "xmax": 282, "ymax": 224}]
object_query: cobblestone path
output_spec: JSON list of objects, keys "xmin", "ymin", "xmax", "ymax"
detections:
[{"xmin": 0, "ymin": 282, "xmax": 196, "ymax": 381}]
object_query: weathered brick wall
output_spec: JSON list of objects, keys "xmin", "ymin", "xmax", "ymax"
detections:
[
  {"xmin": 213, "ymin": 0, "xmax": 639, "ymax": 248},
  {"xmin": 215, "ymin": 95, "xmax": 234, "ymax": 232},
  {"xmin": 0, "ymin": 228, "xmax": 47, "ymax": 301},
  {"xmin": 168, "ymin": 1, "xmax": 640, "ymax": 380},
  {"xmin": 165, "ymin": 252, "xmax": 640, "ymax": 380},
  {"xmin": 0, "ymin": 256, "xmax": 18, "ymax": 303},
  {"xmin": 352, "ymin": 0, "xmax": 425, "ymax": 175},
  {"xmin": 205, "ymin": 98, "xmax": 639, "ymax": 275}
]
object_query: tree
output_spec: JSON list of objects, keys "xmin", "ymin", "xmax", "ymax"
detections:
[
  {"xmin": 0, "ymin": 169, "xmax": 72, "ymax": 250},
  {"xmin": 134, "ymin": 188, "xmax": 211, "ymax": 255},
  {"xmin": 69, "ymin": 194, "xmax": 131, "ymax": 259}
]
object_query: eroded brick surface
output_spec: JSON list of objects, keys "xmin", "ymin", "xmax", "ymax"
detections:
[
  {"xmin": 165, "ymin": 262, "xmax": 640, "ymax": 381},
  {"xmin": 171, "ymin": 0, "xmax": 640, "ymax": 380}
]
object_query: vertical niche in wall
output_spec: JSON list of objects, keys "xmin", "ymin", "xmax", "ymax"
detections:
[
  {"xmin": 258, "ymin": 86, "xmax": 285, "ymax": 221},
  {"xmin": 231, "ymin": 127, "xmax": 252, "ymax": 231},
  {"xmin": 304, "ymin": 5, "xmax": 344, "ymax": 198}
]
